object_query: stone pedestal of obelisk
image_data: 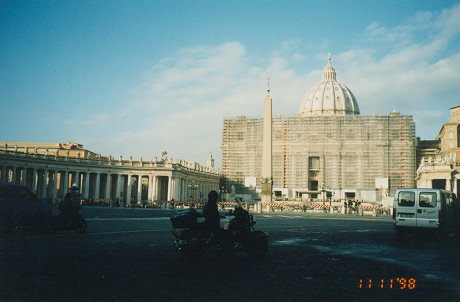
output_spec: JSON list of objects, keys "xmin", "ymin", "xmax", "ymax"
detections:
[{"xmin": 260, "ymin": 89, "xmax": 272, "ymax": 209}]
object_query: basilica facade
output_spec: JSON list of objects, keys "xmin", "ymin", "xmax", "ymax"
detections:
[{"xmin": 222, "ymin": 58, "xmax": 416, "ymax": 202}]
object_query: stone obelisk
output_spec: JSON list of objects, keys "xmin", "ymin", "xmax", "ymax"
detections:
[{"xmin": 261, "ymin": 86, "xmax": 273, "ymax": 204}]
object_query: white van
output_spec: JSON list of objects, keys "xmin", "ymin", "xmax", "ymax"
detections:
[{"xmin": 393, "ymin": 188, "xmax": 460, "ymax": 237}]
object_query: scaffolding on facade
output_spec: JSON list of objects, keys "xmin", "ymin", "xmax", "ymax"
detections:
[{"xmin": 221, "ymin": 112, "xmax": 416, "ymax": 201}]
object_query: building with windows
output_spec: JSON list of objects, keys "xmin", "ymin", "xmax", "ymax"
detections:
[
  {"xmin": 416, "ymin": 105, "xmax": 460, "ymax": 196},
  {"xmin": 222, "ymin": 57, "xmax": 416, "ymax": 202}
]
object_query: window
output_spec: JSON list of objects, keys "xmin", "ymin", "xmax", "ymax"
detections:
[
  {"xmin": 309, "ymin": 157, "xmax": 319, "ymax": 170},
  {"xmin": 446, "ymin": 193, "xmax": 454, "ymax": 207},
  {"xmin": 419, "ymin": 192, "xmax": 437, "ymax": 208},
  {"xmin": 398, "ymin": 191, "xmax": 415, "ymax": 207}
]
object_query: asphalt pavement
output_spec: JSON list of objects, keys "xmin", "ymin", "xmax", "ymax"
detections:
[{"xmin": 1, "ymin": 207, "xmax": 459, "ymax": 302}]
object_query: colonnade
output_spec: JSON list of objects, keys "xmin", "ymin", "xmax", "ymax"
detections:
[{"xmin": 0, "ymin": 151, "xmax": 220, "ymax": 207}]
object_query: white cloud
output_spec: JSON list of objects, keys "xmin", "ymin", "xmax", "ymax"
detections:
[
  {"xmin": 336, "ymin": 3, "xmax": 460, "ymax": 140},
  {"xmin": 91, "ymin": 3, "xmax": 460, "ymax": 167}
]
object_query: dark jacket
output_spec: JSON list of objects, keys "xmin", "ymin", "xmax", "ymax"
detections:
[
  {"xmin": 202, "ymin": 201, "xmax": 220, "ymax": 230},
  {"xmin": 59, "ymin": 193, "xmax": 74, "ymax": 214}
]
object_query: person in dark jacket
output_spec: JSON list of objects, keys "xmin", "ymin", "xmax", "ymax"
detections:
[
  {"xmin": 59, "ymin": 185, "xmax": 81, "ymax": 225},
  {"xmin": 59, "ymin": 193, "xmax": 75, "ymax": 225},
  {"xmin": 202, "ymin": 190, "xmax": 221, "ymax": 246},
  {"xmin": 230, "ymin": 202, "xmax": 251, "ymax": 232},
  {"xmin": 202, "ymin": 190, "xmax": 220, "ymax": 231}
]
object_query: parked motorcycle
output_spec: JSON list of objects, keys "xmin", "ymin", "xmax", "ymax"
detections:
[
  {"xmin": 46, "ymin": 213, "xmax": 87, "ymax": 234},
  {"xmin": 170, "ymin": 208, "xmax": 268, "ymax": 258}
]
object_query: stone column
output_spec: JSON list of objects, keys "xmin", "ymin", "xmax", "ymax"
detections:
[
  {"xmin": 11, "ymin": 167, "xmax": 16, "ymax": 184},
  {"xmin": 1, "ymin": 166, "xmax": 6, "ymax": 183},
  {"xmin": 105, "ymin": 174, "xmax": 111, "ymax": 200},
  {"xmin": 183, "ymin": 179, "xmax": 187, "ymax": 201},
  {"xmin": 180, "ymin": 178, "xmax": 184, "ymax": 201},
  {"xmin": 52, "ymin": 171, "xmax": 58, "ymax": 203},
  {"xmin": 20, "ymin": 168, "xmax": 26, "ymax": 186},
  {"xmin": 41, "ymin": 170, "xmax": 49, "ymax": 199},
  {"xmin": 126, "ymin": 174, "xmax": 132, "ymax": 203},
  {"xmin": 167, "ymin": 176, "xmax": 173, "ymax": 201},
  {"xmin": 31, "ymin": 169, "xmax": 38, "ymax": 193},
  {"xmin": 83, "ymin": 172, "xmax": 90, "ymax": 199},
  {"xmin": 151, "ymin": 175, "xmax": 157, "ymax": 201},
  {"xmin": 95, "ymin": 173, "xmax": 101, "ymax": 199},
  {"xmin": 116, "ymin": 174, "xmax": 122, "ymax": 199},
  {"xmin": 184, "ymin": 179, "xmax": 189, "ymax": 200},
  {"xmin": 137, "ymin": 175, "xmax": 143, "ymax": 203},
  {"xmin": 63, "ymin": 171, "xmax": 69, "ymax": 195},
  {"xmin": 173, "ymin": 177, "xmax": 178, "ymax": 201},
  {"xmin": 147, "ymin": 175, "xmax": 153, "ymax": 202},
  {"xmin": 446, "ymin": 177, "xmax": 452, "ymax": 191},
  {"xmin": 2, "ymin": 166, "xmax": 7, "ymax": 183},
  {"xmin": 75, "ymin": 171, "xmax": 81, "ymax": 189}
]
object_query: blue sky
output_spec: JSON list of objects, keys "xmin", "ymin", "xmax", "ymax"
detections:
[{"xmin": 1, "ymin": 0, "xmax": 460, "ymax": 167}]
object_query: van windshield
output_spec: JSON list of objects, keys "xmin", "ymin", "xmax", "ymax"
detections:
[
  {"xmin": 398, "ymin": 191, "xmax": 415, "ymax": 207},
  {"xmin": 419, "ymin": 192, "xmax": 437, "ymax": 208}
]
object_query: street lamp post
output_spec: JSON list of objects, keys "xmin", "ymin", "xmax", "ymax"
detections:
[
  {"xmin": 327, "ymin": 187, "xmax": 332, "ymax": 207},
  {"xmin": 220, "ymin": 186, "xmax": 227, "ymax": 202},
  {"xmin": 187, "ymin": 181, "xmax": 199, "ymax": 205},
  {"xmin": 321, "ymin": 183, "xmax": 326, "ymax": 205}
]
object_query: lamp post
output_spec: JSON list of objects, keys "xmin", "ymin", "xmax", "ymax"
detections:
[
  {"xmin": 327, "ymin": 187, "xmax": 332, "ymax": 207},
  {"xmin": 220, "ymin": 186, "xmax": 227, "ymax": 202},
  {"xmin": 321, "ymin": 183, "xmax": 326, "ymax": 205},
  {"xmin": 187, "ymin": 181, "xmax": 199, "ymax": 204}
]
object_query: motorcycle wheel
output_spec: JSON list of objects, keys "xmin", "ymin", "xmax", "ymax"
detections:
[
  {"xmin": 247, "ymin": 231, "xmax": 268, "ymax": 258},
  {"xmin": 75, "ymin": 218, "xmax": 87, "ymax": 234},
  {"xmin": 46, "ymin": 218, "xmax": 60, "ymax": 234}
]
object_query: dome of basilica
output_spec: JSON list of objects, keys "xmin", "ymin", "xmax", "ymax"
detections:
[{"xmin": 299, "ymin": 56, "xmax": 360, "ymax": 116}]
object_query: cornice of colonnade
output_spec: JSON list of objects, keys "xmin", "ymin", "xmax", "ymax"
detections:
[{"xmin": 0, "ymin": 150, "xmax": 222, "ymax": 178}]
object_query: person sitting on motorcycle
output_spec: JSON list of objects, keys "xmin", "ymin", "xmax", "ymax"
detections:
[
  {"xmin": 229, "ymin": 202, "xmax": 251, "ymax": 233},
  {"xmin": 59, "ymin": 192, "xmax": 75, "ymax": 226},
  {"xmin": 69, "ymin": 185, "xmax": 82, "ymax": 210},
  {"xmin": 59, "ymin": 185, "xmax": 81, "ymax": 226}
]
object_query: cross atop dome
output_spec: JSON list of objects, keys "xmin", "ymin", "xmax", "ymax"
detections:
[{"xmin": 322, "ymin": 54, "xmax": 336, "ymax": 81}]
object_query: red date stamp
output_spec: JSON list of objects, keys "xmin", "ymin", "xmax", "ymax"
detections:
[{"xmin": 359, "ymin": 278, "xmax": 416, "ymax": 290}]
